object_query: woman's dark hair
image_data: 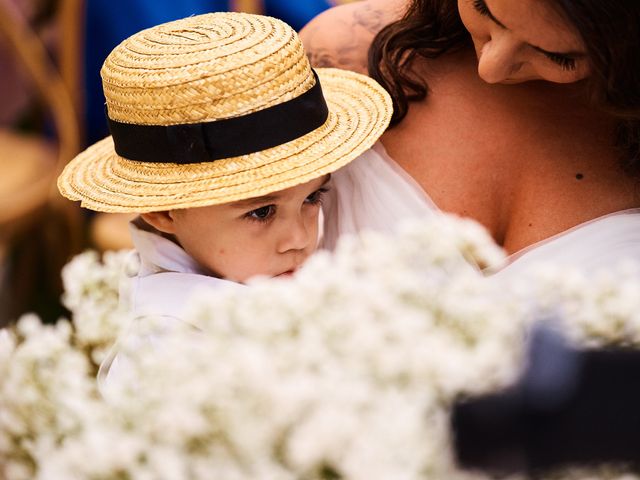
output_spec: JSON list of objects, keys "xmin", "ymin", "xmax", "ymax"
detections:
[
  {"xmin": 553, "ymin": 1, "xmax": 640, "ymax": 172},
  {"xmin": 369, "ymin": 0, "xmax": 640, "ymax": 173},
  {"xmin": 368, "ymin": 0, "xmax": 469, "ymax": 126}
]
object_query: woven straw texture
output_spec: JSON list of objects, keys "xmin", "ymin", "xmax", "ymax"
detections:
[{"xmin": 58, "ymin": 12, "xmax": 392, "ymax": 212}]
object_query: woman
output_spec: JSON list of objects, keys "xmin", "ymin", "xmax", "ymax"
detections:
[{"xmin": 301, "ymin": 0, "xmax": 640, "ymax": 276}]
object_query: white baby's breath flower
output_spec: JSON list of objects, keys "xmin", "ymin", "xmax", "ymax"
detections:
[
  {"xmin": 61, "ymin": 249, "xmax": 137, "ymax": 366},
  {"xmin": 2, "ymin": 215, "xmax": 640, "ymax": 480}
]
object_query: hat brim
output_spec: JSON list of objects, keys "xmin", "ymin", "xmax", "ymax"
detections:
[{"xmin": 57, "ymin": 68, "xmax": 392, "ymax": 212}]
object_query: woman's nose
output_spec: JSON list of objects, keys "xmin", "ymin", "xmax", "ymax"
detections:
[{"xmin": 477, "ymin": 34, "xmax": 523, "ymax": 83}]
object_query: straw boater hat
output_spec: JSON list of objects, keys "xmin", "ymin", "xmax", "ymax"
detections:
[{"xmin": 57, "ymin": 12, "xmax": 392, "ymax": 212}]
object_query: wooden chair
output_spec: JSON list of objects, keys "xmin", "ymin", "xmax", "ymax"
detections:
[
  {"xmin": 0, "ymin": 0, "xmax": 84, "ymax": 325},
  {"xmin": 231, "ymin": 0, "xmax": 264, "ymax": 12}
]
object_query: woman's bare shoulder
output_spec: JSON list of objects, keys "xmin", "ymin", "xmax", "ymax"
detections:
[{"xmin": 299, "ymin": 0, "xmax": 407, "ymax": 74}]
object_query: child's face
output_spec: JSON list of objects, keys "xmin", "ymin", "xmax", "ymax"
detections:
[{"xmin": 144, "ymin": 175, "xmax": 330, "ymax": 283}]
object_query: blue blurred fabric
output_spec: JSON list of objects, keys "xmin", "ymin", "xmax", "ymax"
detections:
[
  {"xmin": 83, "ymin": 0, "xmax": 333, "ymax": 145},
  {"xmin": 264, "ymin": 0, "xmax": 333, "ymax": 31}
]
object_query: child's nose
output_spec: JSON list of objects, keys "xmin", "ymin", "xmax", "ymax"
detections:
[{"xmin": 278, "ymin": 214, "xmax": 312, "ymax": 253}]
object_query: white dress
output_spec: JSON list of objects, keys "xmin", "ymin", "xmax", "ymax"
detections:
[
  {"xmin": 321, "ymin": 142, "xmax": 441, "ymax": 250},
  {"xmin": 322, "ymin": 141, "xmax": 640, "ymax": 277}
]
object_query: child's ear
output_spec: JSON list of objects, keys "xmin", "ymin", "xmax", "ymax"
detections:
[{"xmin": 140, "ymin": 211, "xmax": 177, "ymax": 234}]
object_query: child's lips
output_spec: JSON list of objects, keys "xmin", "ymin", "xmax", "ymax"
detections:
[{"xmin": 277, "ymin": 269, "xmax": 297, "ymax": 277}]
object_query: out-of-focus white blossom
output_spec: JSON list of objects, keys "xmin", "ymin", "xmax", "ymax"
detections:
[
  {"xmin": 0, "ymin": 215, "xmax": 638, "ymax": 480},
  {"xmin": 61, "ymin": 249, "xmax": 138, "ymax": 365}
]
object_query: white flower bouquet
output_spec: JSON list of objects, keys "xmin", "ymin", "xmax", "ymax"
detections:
[{"xmin": 0, "ymin": 215, "xmax": 639, "ymax": 480}]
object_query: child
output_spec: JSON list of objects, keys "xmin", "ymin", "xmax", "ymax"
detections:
[{"xmin": 57, "ymin": 12, "xmax": 391, "ymax": 380}]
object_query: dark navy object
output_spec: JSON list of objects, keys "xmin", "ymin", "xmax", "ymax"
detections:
[{"xmin": 452, "ymin": 325, "xmax": 640, "ymax": 475}]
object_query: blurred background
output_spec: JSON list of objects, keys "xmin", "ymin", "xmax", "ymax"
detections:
[{"xmin": 0, "ymin": 0, "xmax": 356, "ymax": 327}]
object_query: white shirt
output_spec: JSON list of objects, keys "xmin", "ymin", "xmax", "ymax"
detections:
[
  {"xmin": 98, "ymin": 222, "xmax": 241, "ymax": 391},
  {"xmin": 124, "ymin": 222, "xmax": 239, "ymax": 319}
]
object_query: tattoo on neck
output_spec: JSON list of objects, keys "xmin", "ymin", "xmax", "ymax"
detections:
[
  {"xmin": 353, "ymin": 4, "xmax": 386, "ymax": 35},
  {"xmin": 303, "ymin": 3, "xmax": 389, "ymax": 73}
]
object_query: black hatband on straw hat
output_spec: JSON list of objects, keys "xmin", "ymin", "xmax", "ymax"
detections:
[{"xmin": 108, "ymin": 70, "xmax": 329, "ymax": 165}]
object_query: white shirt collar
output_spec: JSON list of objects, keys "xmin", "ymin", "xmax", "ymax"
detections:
[{"xmin": 129, "ymin": 219, "xmax": 207, "ymax": 277}]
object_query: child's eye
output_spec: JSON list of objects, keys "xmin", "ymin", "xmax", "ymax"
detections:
[
  {"xmin": 304, "ymin": 187, "xmax": 329, "ymax": 205},
  {"xmin": 245, "ymin": 205, "xmax": 276, "ymax": 222}
]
